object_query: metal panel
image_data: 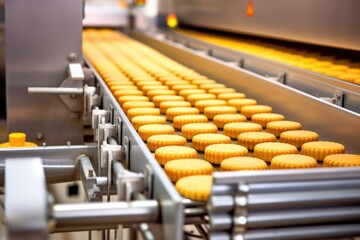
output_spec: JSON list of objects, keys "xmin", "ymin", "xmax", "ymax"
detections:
[
  {"xmin": 88, "ymin": 59, "xmax": 184, "ymax": 240},
  {"xmin": 175, "ymin": 0, "xmax": 360, "ymax": 51},
  {"xmin": 5, "ymin": 0, "xmax": 83, "ymax": 145},
  {"xmin": 131, "ymin": 31, "xmax": 360, "ymax": 153}
]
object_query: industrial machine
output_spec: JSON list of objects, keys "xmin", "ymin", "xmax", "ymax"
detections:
[{"xmin": 1, "ymin": 0, "xmax": 360, "ymax": 239}]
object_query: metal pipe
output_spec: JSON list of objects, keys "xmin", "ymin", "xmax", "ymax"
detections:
[
  {"xmin": 246, "ymin": 189, "xmax": 360, "ymax": 210},
  {"xmin": 247, "ymin": 179, "xmax": 360, "ymax": 193},
  {"xmin": 236, "ymin": 223, "xmax": 360, "ymax": 240},
  {"xmin": 0, "ymin": 145, "xmax": 97, "ymax": 186},
  {"xmin": 209, "ymin": 214, "xmax": 232, "ymax": 231},
  {"xmin": 28, "ymin": 87, "xmax": 83, "ymax": 95},
  {"xmin": 184, "ymin": 207, "xmax": 207, "ymax": 217},
  {"xmin": 52, "ymin": 200, "xmax": 159, "ymax": 233},
  {"xmin": 208, "ymin": 195, "xmax": 234, "ymax": 213},
  {"xmin": 245, "ymin": 206, "xmax": 360, "ymax": 228}
]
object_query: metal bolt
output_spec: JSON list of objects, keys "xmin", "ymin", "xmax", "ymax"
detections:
[
  {"xmin": 70, "ymin": 94, "xmax": 77, "ymax": 99},
  {"xmin": 36, "ymin": 132, "xmax": 44, "ymax": 140},
  {"xmin": 88, "ymin": 169, "xmax": 94, "ymax": 177},
  {"xmin": 67, "ymin": 52, "xmax": 77, "ymax": 62},
  {"xmin": 70, "ymin": 112, "xmax": 80, "ymax": 122}
]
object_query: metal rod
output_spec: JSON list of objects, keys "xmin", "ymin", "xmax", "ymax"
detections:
[
  {"xmin": 209, "ymin": 214, "xmax": 232, "ymax": 231},
  {"xmin": 213, "ymin": 168, "xmax": 360, "ymax": 185},
  {"xmin": 184, "ymin": 207, "xmax": 207, "ymax": 217},
  {"xmin": 28, "ymin": 87, "xmax": 83, "ymax": 95},
  {"xmin": 52, "ymin": 200, "xmax": 159, "ymax": 233},
  {"xmin": 245, "ymin": 206, "xmax": 360, "ymax": 228},
  {"xmin": 246, "ymin": 189, "xmax": 360, "ymax": 210},
  {"xmin": 208, "ymin": 195, "xmax": 234, "ymax": 213},
  {"xmin": 247, "ymin": 179, "xmax": 360, "ymax": 194},
  {"xmin": 0, "ymin": 145, "xmax": 97, "ymax": 186},
  {"xmin": 236, "ymin": 223, "xmax": 360, "ymax": 240}
]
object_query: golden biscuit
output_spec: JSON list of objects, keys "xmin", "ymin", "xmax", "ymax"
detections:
[
  {"xmin": 138, "ymin": 124, "xmax": 175, "ymax": 141},
  {"xmin": 237, "ymin": 132, "xmax": 277, "ymax": 150},
  {"xmin": 131, "ymin": 115, "xmax": 166, "ymax": 130},
  {"xmin": 153, "ymin": 95, "xmax": 184, "ymax": 107},
  {"xmin": 221, "ymin": 157, "xmax": 267, "ymax": 171},
  {"xmin": 217, "ymin": 92, "xmax": 246, "ymax": 101},
  {"xmin": 271, "ymin": 154, "xmax": 317, "ymax": 169},
  {"xmin": 147, "ymin": 134, "xmax": 187, "ymax": 152},
  {"xmin": 155, "ymin": 146, "xmax": 198, "ymax": 165},
  {"xmin": 204, "ymin": 143, "xmax": 248, "ymax": 164},
  {"xmin": 323, "ymin": 154, "xmax": 360, "ymax": 167},
  {"xmin": 195, "ymin": 99, "xmax": 227, "ymax": 112},
  {"xmin": 266, "ymin": 120, "xmax": 302, "ymax": 137},
  {"xmin": 192, "ymin": 133, "xmax": 231, "ymax": 151},
  {"xmin": 208, "ymin": 88, "xmax": 236, "ymax": 96},
  {"xmin": 301, "ymin": 141, "xmax": 345, "ymax": 161},
  {"xmin": 173, "ymin": 115, "xmax": 209, "ymax": 129},
  {"xmin": 160, "ymin": 101, "xmax": 191, "ymax": 114},
  {"xmin": 179, "ymin": 89, "xmax": 206, "ymax": 98},
  {"xmin": 251, "ymin": 113, "xmax": 285, "ymax": 128},
  {"xmin": 141, "ymin": 85, "xmax": 169, "ymax": 95},
  {"xmin": 118, "ymin": 95, "xmax": 149, "ymax": 106},
  {"xmin": 254, "ymin": 142, "xmax": 298, "ymax": 162},
  {"xmin": 181, "ymin": 123, "xmax": 218, "ymax": 140},
  {"xmin": 175, "ymin": 175, "xmax": 213, "ymax": 202},
  {"xmin": 172, "ymin": 84, "xmax": 198, "ymax": 94},
  {"xmin": 223, "ymin": 122, "xmax": 263, "ymax": 139},
  {"xmin": 165, "ymin": 159, "xmax": 213, "ymax": 182},
  {"xmin": 166, "ymin": 107, "xmax": 200, "ymax": 121},
  {"xmin": 204, "ymin": 106, "xmax": 237, "ymax": 120},
  {"xmin": 213, "ymin": 114, "xmax": 247, "ymax": 129},
  {"xmin": 241, "ymin": 105, "xmax": 273, "ymax": 118},
  {"xmin": 200, "ymin": 83, "xmax": 226, "ymax": 91},
  {"xmin": 187, "ymin": 93, "xmax": 217, "ymax": 106},
  {"xmin": 228, "ymin": 98, "xmax": 257, "ymax": 111},
  {"xmin": 280, "ymin": 130, "xmax": 319, "ymax": 148},
  {"xmin": 113, "ymin": 89, "xmax": 143, "ymax": 98},
  {"xmin": 127, "ymin": 108, "xmax": 160, "ymax": 120},
  {"xmin": 147, "ymin": 89, "xmax": 176, "ymax": 100},
  {"xmin": 122, "ymin": 101, "xmax": 154, "ymax": 113}
]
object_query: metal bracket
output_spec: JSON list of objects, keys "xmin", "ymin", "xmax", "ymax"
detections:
[
  {"xmin": 116, "ymin": 117, "xmax": 123, "ymax": 146},
  {"xmin": 5, "ymin": 157, "xmax": 48, "ymax": 239},
  {"xmin": 319, "ymin": 90, "xmax": 345, "ymax": 107},
  {"xmin": 91, "ymin": 108, "xmax": 110, "ymax": 141},
  {"xmin": 79, "ymin": 156, "xmax": 102, "ymax": 202},
  {"xmin": 122, "ymin": 136, "xmax": 131, "ymax": 170},
  {"xmin": 144, "ymin": 164, "xmax": 154, "ymax": 199},
  {"xmin": 277, "ymin": 72, "xmax": 287, "ymax": 84}
]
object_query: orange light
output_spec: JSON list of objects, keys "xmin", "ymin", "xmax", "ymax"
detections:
[
  {"xmin": 246, "ymin": 0, "xmax": 254, "ymax": 17},
  {"xmin": 166, "ymin": 13, "xmax": 178, "ymax": 28}
]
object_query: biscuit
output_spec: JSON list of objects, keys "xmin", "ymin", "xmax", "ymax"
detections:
[
  {"xmin": 200, "ymin": 83, "xmax": 226, "ymax": 91},
  {"xmin": 179, "ymin": 89, "xmax": 206, "ymax": 98},
  {"xmin": 323, "ymin": 154, "xmax": 360, "ymax": 167},
  {"xmin": 208, "ymin": 88, "xmax": 236, "ymax": 96},
  {"xmin": 301, "ymin": 141, "xmax": 345, "ymax": 161},
  {"xmin": 237, "ymin": 132, "xmax": 277, "ymax": 150},
  {"xmin": 141, "ymin": 85, "xmax": 169, "ymax": 95},
  {"xmin": 147, "ymin": 134, "xmax": 187, "ymax": 152},
  {"xmin": 204, "ymin": 106, "xmax": 237, "ymax": 120},
  {"xmin": 117, "ymin": 95, "xmax": 149, "ymax": 106},
  {"xmin": 127, "ymin": 108, "xmax": 160, "ymax": 120},
  {"xmin": 166, "ymin": 107, "xmax": 200, "ymax": 121},
  {"xmin": 181, "ymin": 123, "xmax": 218, "ymax": 140},
  {"xmin": 113, "ymin": 89, "xmax": 143, "ymax": 98},
  {"xmin": 155, "ymin": 146, "xmax": 198, "ymax": 165},
  {"xmin": 204, "ymin": 143, "xmax": 248, "ymax": 164},
  {"xmin": 195, "ymin": 99, "xmax": 228, "ymax": 112},
  {"xmin": 213, "ymin": 114, "xmax": 247, "ymax": 129},
  {"xmin": 217, "ymin": 92, "xmax": 246, "ymax": 101},
  {"xmin": 160, "ymin": 101, "xmax": 191, "ymax": 114},
  {"xmin": 228, "ymin": 98, "xmax": 257, "ymax": 111},
  {"xmin": 165, "ymin": 159, "xmax": 213, "ymax": 182},
  {"xmin": 172, "ymin": 84, "xmax": 198, "ymax": 94},
  {"xmin": 153, "ymin": 95, "xmax": 184, "ymax": 107},
  {"xmin": 271, "ymin": 154, "xmax": 318, "ymax": 169},
  {"xmin": 191, "ymin": 79, "xmax": 216, "ymax": 86},
  {"xmin": 223, "ymin": 122, "xmax": 263, "ymax": 139},
  {"xmin": 241, "ymin": 105, "xmax": 273, "ymax": 118},
  {"xmin": 147, "ymin": 89, "xmax": 176, "ymax": 100},
  {"xmin": 187, "ymin": 93, "xmax": 217, "ymax": 106},
  {"xmin": 109, "ymin": 85, "xmax": 138, "ymax": 93},
  {"xmin": 138, "ymin": 124, "xmax": 175, "ymax": 141},
  {"xmin": 254, "ymin": 142, "xmax": 298, "ymax": 162},
  {"xmin": 251, "ymin": 113, "xmax": 285, "ymax": 128},
  {"xmin": 266, "ymin": 120, "xmax": 302, "ymax": 137},
  {"xmin": 131, "ymin": 115, "xmax": 166, "ymax": 130},
  {"xmin": 173, "ymin": 115, "xmax": 209, "ymax": 129},
  {"xmin": 175, "ymin": 175, "xmax": 213, "ymax": 202},
  {"xmin": 280, "ymin": 130, "xmax": 319, "ymax": 148},
  {"xmin": 192, "ymin": 133, "xmax": 231, "ymax": 151},
  {"xmin": 122, "ymin": 101, "xmax": 154, "ymax": 113},
  {"xmin": 221, "ymin": 157, "xmax": 267, "ymax": 171}
]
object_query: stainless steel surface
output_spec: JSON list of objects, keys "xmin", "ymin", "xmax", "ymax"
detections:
[
  {"xmin": 0, "ymin": 145, "xmax": 97, "ymax": 186},
  {"xmin": 28, "ymin": 87, "xmax": 83, "ymax": 95},
  {"xmin": 236, "ymin": 223, "xmax": 360, "ymax": 240},
  {"xmin": 52, "ymin": 200, "xmax": 159, "ymax": 232},
  {"xmin": 164, "ymin": 30, "xmax": 360, "ymax": 113},
  {"xmin": 5, "ymin": 157, "xmax": 48, "ymax": 239},
  {"xmin": 6, "ymin": 0, "xmax": 83, "ymax": 145},
  {"xmin": 87, "ymin": 58, "xmax": 184, "ymax": 240},
  {"xmin": 79, "ymin": 156, "xmax": 102, "ymax": 202},
  {"xmin": 131, "ymin": 31, "xmax": 360, "ymax": 153},
  {"xmin": 175, "ymin": 0, "xmax": 360, "ymax": 51}
]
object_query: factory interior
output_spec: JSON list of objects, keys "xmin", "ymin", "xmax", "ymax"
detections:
[{"xmin": 0, "ymin": 0, "xmax": 360, "ymax": 239}]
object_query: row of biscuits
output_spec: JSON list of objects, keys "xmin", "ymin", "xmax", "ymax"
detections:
[
  {"xmin": 83, "ymin": 29, "xmax": 360, "ymax": 201},
  {"xmin": 178, "ymin": 29, "xmax": 360, "ymax": 85}
]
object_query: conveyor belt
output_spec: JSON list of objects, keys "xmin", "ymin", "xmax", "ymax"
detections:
[
  {"xmin": 176, "ymin": 29, "xmax": 360, "ymax": 85},
  {"xmin": 83, "ymin": 29, "xmax": 359, "ymax": 193}
]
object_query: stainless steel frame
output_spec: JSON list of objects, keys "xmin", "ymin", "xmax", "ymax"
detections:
[
  {"xmin": 130, "ymin": 31, "xmax": 360, "ymax": 153},
  {"xmin": 175, "ymin": 0, "xmax": 360, "ymax": 51}
]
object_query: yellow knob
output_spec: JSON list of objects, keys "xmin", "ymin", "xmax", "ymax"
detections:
[{"xmin": 9, "ymin": 132, "xmax": 26, "ymax": 147}]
